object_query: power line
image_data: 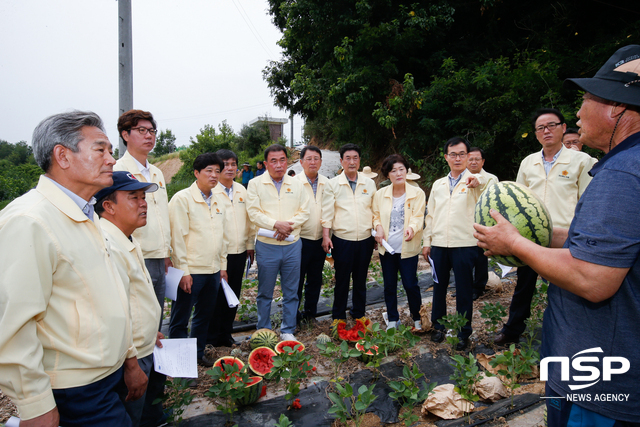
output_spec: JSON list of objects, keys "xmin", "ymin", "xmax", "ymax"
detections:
[{"xmin": 230, "ymin": 0, "xmax": 277, "ymax": 59}]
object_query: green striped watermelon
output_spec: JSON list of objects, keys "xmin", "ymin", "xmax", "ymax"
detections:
[
  {"xmin": 475, "ymin": 181, "xmax": 553, "ymax": 267},
  {"xmin": 250, "ymin": 328, "xmax": 278, "ymax": 350}
]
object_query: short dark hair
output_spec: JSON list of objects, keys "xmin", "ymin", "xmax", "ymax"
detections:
[
  {"xmin": 380, "ymin": 154, "xmax": 409, "ymax": 178},
  {"xmin": 469, "ymin": 147, "xmax": 485, "ymax": 159},
  {"xmin": 117, "ymin": 110, "xmax": 157, "ymax": 146},
  {"xmin": 264, "ymin": 144, "xmax": 288, "ymax": 161},
  {"xmin": 287, "ymin": 169, "xmax": 296, "ymax": 176},
  {"xmin": 301, "ymin": 145, "xmax": 322, "ymax": 159},
  {"xmin": 564, "ymin": 127, "xmax": 579, "ymax": 136},
  {"xmin": 531, "ymin": 108, "xmax": 564, "ymax": 128},
  {"xmin": 216, "ymin": 149, "xmax": 238, "ymax": 165},
  {"xmin": 339, "ymin": 143, "xmax": 361, "ymax": 159},
  {"xmin": 444, "ymin": 137, "xmax": 470, "ymax": 154},
  {"xmin": 193, "ymin": 152, "xmax": 224, "ymax": 172},
  {"xmin": 95, "ymin": 192, "xmax": 118, "ymax": 217},
  {"xmin": 256, "ymin": 161, "xmax": 263, "ymax": 168}
]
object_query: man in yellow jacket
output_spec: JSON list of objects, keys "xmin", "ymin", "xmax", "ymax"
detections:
[
  {"xmin": 494, "ymin": 108, "xmax": 595, "ymax": 346},
  {"xmin": 0, "ymin": 111, "xmax": 144, "ymax": 427},
  {"xmin": 322, "ymin": 143, "xmax": 377, "ymax": 321},
  {"xmin": 247, "ymin": 144, "xmax": 310, "ymax": 341},
  {"xmin": 297, "ymin": 145, "xmax": 330, "ymax": 324},
  {"xmin": 423, "ymin": 137, "xmax": 486, "ymax": 351},
  {"xmin": 169, "ymin": 153, "xmax": 228, "ymax": 368},
  {"xmin": 95, "ymin": 171, "xmax": 164, "ymax": 427},
  {"xmin": 208, "ymin": 149, "xmax": 256, "ymax": 347}
]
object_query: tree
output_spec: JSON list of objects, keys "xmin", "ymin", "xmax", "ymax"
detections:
[
  {"xmin": 264, "ymin": 0, "xmax": 640, "ymax": 183},
  {"xmin": 236, "ymin": 119, "xmax": 271, "ymax": 157},
  {"xmin": 153, "ymin": 129, "xmax": 177, "ymax": 156}
]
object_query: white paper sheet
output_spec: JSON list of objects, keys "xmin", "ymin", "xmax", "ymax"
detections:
[
  {"xmin": 497, "ymin": 263, "xmax": 514, "ymax": 278},
  {"xmin": 428, "ymin": 255, "xmax": 439, "ymax": 284},
  {"xmin": 221, "ymin": 278, "xmax": 239, "ymax": 308},
  {"xmin": 257, "ymin": 227, "xmax": 295, "ymax": 242},
  {"xmin": 153, "ymin": 338, "xmax": 198, "ymax": 378},
  {"xmin": 5, "ymin": 417, "xmax": 20, "ymax": 427},
  {"xmin": 371, "ymin": 229, "xmax": 395, "ymax": 254},
  {"xmin": 165, "ymin": 267, "xmax": 184, "ymax": 301}
]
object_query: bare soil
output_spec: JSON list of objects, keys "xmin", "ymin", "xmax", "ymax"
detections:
[{"xmin": 154, "ymin": 155, "xmax": 183, "ymax": 184}]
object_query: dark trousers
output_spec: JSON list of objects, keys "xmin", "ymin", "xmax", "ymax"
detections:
[
  {"xmin": 331, "ymin": 235, "xmax": 375, "ymax": 320},
  {"xmin": 430, "ymin": 246, "xmax": 478, "ymax": 339},
  {"xmin": 380, "ymin": 253, "xmax": 422, "ymax": 321},
  {"xmin": 297, "ymin": 238, "xmax": 326, "ymax": 318},
  {"xmin": 208, "ymin": 252, "xmax": 247, "ymax": 345},
  {"xmin": 53, "ymin": 366, "xmax": 131, "ymax": 427},
  {"xmin": 502, "ymin": 264, "xmax": 538, "ymax": 337},
  {"xmin": 169, "ymin": 272, "xmax": 220, "ymax": 358},
  {"xmin": 473, "ymin": 247, "xmax": 489, "ymax": 294}
]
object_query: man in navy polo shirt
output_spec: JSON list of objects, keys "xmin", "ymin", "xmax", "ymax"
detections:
[{"xmin": 474, "ymin": 45, "xmax": 640, "ymax": 425}]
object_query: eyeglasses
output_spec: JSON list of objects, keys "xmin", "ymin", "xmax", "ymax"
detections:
[
  {"xmin": 446, "ymin": 152, "xmax": 467, "ymax": 159},
  {"xmin": 130, "ymin": 127, "xmax": 157, "ymax": 136},
  {"xmin": 534, "ymin": 122, "xmax": 562, "ymax": 134}
]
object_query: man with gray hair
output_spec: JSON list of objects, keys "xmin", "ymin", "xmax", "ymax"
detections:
[{"xmin": 0, "ymin": 111, "xmax": 145, "ymax": 427}]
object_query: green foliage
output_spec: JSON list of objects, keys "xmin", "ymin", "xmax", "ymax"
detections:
[
  {"xmin": 480, "ymin": 302, "xmax": 508, "ymax": 335},
  {"xmin": 450, "ymin": 353, "xmax": 481, "ymax": 403},
  {"xmin": 317, "ymin": 339, "xmax": 361, "ymax": 382},
  {"xmin": 274, "ymin": 414, "xmax": 293, "ymax": 427},
  {"xmin": 153, "ymin": 377, "xmax": 194, "ymax": 426},
  {"xmin": 265, "ymin": 344, "xmax": 313, "ymax": 408},
  {"xmin": 437, "ymin": 312, "xmax": 468, "ymax": 353},
  {"xmin": 0, "ymin": 140, "xmax": 42, "ymax": 205},
  {"xmin": 153, "ymin": 129, "xmax": 177, "ymax": 156},
  {"xmin": 388, "ymin": 364, "xmax": 437, "ymax": 426},
  {"xmin": 236, "ymin": 119, "xmax": 272, "ymax": 157},
  {"xmin": 237, "ymin": 278, "xmax": 258, "ymax": 322},
  {"xmin": 205, "ymin": 361, "xmax": 251, "ymax": 426},
  {"xmin": 489, "ymin": 344, "xmax": 538, "ymax": 407},
  {"xmin": 328, "ymin": 383, "xmax": 377, "ymax": 427}
]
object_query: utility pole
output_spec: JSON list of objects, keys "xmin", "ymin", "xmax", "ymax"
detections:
[
  {"xmin": 290, "ymin": 113, "xmax": 294, "ymax": 148},
  {"xmin": 118, "ymin": 0, "xmax": 133, "ymax": 157}
]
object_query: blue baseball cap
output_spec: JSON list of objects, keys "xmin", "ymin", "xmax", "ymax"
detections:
[{"xmin": 95, "ymin": 171, "xmax": 158, "ymax": 202}]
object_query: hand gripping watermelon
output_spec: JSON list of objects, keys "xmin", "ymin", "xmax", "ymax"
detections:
[
  {"xmin": 250, "ymin": 328, "xmax": 279, "ymax": 350},
  {"xmin": 248, "ymin": 346, "xmax": 277, "ymax": 376},
  {"xmin": 475, "ymin": 181, "xmax": 553, "ymax": 267},
  {"xmin": 235, "ymin": 376, "xmax": 264, "ymax": 406},
  {"xmin": 275, "ymin": 340, "xmax": 305, "ymax": 354}
]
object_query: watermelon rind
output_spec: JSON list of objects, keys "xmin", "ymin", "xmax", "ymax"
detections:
[
  {"xmin": 250, "ymin": 328, "xmax": 279, "ymax": 350},
  {"xmin": 475, "ymin": 181, "xmax": 553, "ymax": 267},
  {"xmin": 212, "ymin": 356, "xmax": 245, "ymax": 381},
  {"xmin": 248, "ymin": 346, "xmax": 277, "ymax": 376},
  {"xmin": 355, "ymin": 341, "xmax": 378, "ymax": 364},
  {"xmin": 316, "ymin": 333, "xmax": 332, "ymax": 347},
  {"xmin": 235, "ymin": 376, "xmax": 263, "ymax": 406},
  {"xmin": 275, "ymin": 340, "xmax": 305, "ymax": 354}
]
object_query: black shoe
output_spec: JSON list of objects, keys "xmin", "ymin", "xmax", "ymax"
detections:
[
  {"xmin": 431, "ymin": 330, "xmax": 445, "ymax": 343},
  {"xmin": 472, "ymin": 290, "xmax": 484, "ymax": 301},
  {"xmin": 456, "ymin": 338, "xmax": 468, "ymax": 351},
  {"xmin": 197, "ymin": 355, "xmax": 215, "ymax": 367},
  {"xmin": 494, "ymin": 332, "xmax": 519, "ymax": 346}
]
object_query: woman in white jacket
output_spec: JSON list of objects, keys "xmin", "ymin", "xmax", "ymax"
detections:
[{"xmin": 372, "ymin": 154, "xmax": 426, "ymax": 331}]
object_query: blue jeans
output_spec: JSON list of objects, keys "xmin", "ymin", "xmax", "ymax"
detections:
[
  {"xmin": 53, "ymin": 366, "xmax": 131, "ymax": 427},
  {"xmin": 256, "ymin": 239, "xmax": 301, "ymax": 335},
  {"xmin": 124, "ymin": 353, "xmax": 153, "ymax": 427},
  {"xmin": 380, "ymin": 253, "xmax": 422, "ymax": 322},
  {"xmin": 430, "ymin": 246, "xmax": 478, "ymax": 339},
  {"xmin": 169, "ymin": 272, "xmax": 220, "ymax": 358}
]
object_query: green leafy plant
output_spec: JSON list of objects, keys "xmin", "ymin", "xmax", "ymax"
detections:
[
  {"xmin": 205, "ymin": 361, "xmax": 252, "ymax": 426},
  {"xmin": 450, "ymin": 352, "xmax": 482, "ymax": 424},
  {"xmin": 274, "ymin": 413, "xmax": 293, "ymax": 427},
  {"xmin": 317, "ymin": 340, "xmax": 361, "ymax": 382},
  {"xmin": 388, "ymin": 364, "xmax": 437, "ymax": 426},
  {"xmin": 265, "ymin": 343, "xmax": 313, "ymax": 409},
  {"xmin": 354, "ymin": 323, "xmax": 387, "ymax": 379},
  {"xmin": 489, "ymin": 344, "xmax": 537, "ymax": 407},
  {"xmin": 479, "ymin": 302, "xmax": 507, "ymax": 334},
  {"xmin": 437, "ymin": 312, "xmax": 469, "ymax": 353},
  {"xmin": 153, "ymin": 377, "xmax": 194, "ymax": 426},
  {"xmin": 328, "ymin": 383, "xmax": 377, "ymax": 427}
]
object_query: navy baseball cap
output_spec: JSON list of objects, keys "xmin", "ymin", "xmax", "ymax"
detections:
[
  {"xmin": 565, "ymin": 45, "xmax": 640, "ymax": 108},
  {"xmin": 95, "ymin": 171, "xmax": 158, "ymax": 201}
]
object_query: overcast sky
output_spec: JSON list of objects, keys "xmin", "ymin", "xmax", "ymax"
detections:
[{"xmin": 0, "ymin": 0, "xmax": 304, "ymax": 150}]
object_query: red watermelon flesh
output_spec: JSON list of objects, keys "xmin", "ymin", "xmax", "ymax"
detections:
[
  {"xmin": 275, "ymin": 340, "xmax": 305, "ymax": 354},
  {"xmin": 248, "ymin": 346, "xmax": 276, "ymax": 376}
]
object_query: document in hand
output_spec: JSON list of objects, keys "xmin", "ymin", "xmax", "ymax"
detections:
[
  {"xmin": 257, "ymin": 227, "xmax": 295, "ymax": 242},
  {"xmin": 153, "ymin": 338, "xmax": 198, "ymax": 378}
]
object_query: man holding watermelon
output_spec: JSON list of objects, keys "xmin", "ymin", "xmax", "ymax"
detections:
[
  {"xmin": 475, "ymin": 45, "xmax": 640, "ymax": 425},
  {"xmin": 493, "ymin": 107, "xmax": 595, "ymax": 347}
]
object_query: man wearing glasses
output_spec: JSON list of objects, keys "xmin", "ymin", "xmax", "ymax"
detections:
[
  {"xmin": 494, "ymin": 108, "xmax": 594, "ymax": 347},
  {"xmin": 115, "ymin": 110, "xmax": 172, "ymax": 427},
  {"xmin": 562, "ymin": 127, "xmax": 583, "ymax": 151},
  {"xmin": 422, "ymin": 137, "xmax": 486, "ymax": 351}
]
